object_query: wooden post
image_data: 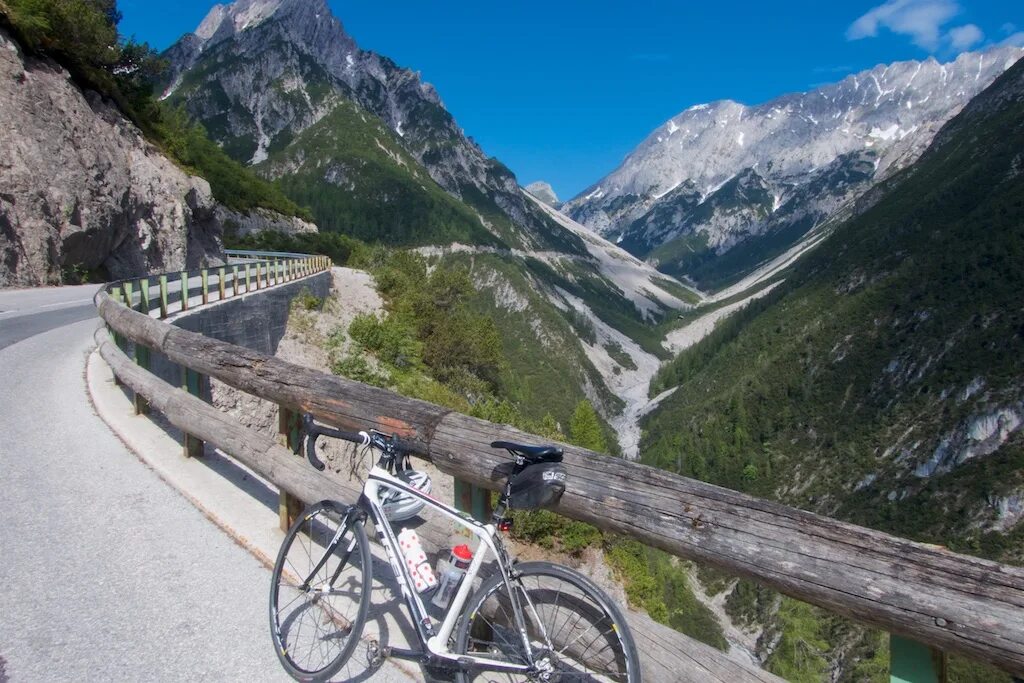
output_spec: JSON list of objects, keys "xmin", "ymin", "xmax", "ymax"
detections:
[
  {"xmin": 181, "ymin": 367, "xmax": 204, "ymax": 458},
  {"xmin": 158, "ymin": 275, "xmax": 169, "ymax": 318},
  {"xmin": 245, "ymin": 264, "xmax": 251, "ymax": 293},
  {"xmin": 180, "ymin": 271, "xmax": 189, "ymax": 311},
  {"xmin": 891, "ymin": 636, "xmax": 947, "ymax": 683},
  {"xmin": 274, "ymin": 258, "xmax": 280, "ymax": 286},
  {"xmin": 131, "ymin": 278, "xmax": 151, "ymax": 413},
  {"xmin": 111, "ymin": 286, "xmax": 127, "ymax": 387},
  {"xmin": 232, "ymin": 265, "xmax": 239, "ymax": 297},
  {"xmin": 218, "ymin": 266, "xmax": 226, "ymax": 300},
  {"xmin": 256, "ymin": 263, "xmax": 262, "ymax": 290},
  {"xmin": 122, "ymin": 280, "xmax": 134, "ymax": 312},
  {"xmin": 138, "ymin": 277, "xmax": 150, "ymax": 315},
  {"xmin": 201, "ymin": 269, "xmax": 209, "ymax": 305},
  {"xmin": 277, "ymin": 406, "xmax": 304, "ymax": 531},
  {"xmin": 134, "ymin": 342, "xmax": 151, "ymax": 415},
  {"xmin": 454, "ymin": 479, "xmax": 493, "ymax": 523}
]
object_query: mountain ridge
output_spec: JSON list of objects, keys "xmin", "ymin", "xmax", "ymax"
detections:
[
  {"xmin": 565, "ymin": 47, "xmax": 1024, "ymax": 290},
  {"xmin": 162, "ymin": 0, "xmax": 583, "ymax": 255}
]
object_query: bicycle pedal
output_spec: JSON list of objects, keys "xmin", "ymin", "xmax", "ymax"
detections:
[{"xmin": 366, "ymin": 639, "xmax": 388, "ymax": 667}]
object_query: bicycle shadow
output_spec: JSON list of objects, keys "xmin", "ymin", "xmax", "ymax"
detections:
[{"xmin": 325, "ymin": 545, "xmax": 445, "ymax": 682}]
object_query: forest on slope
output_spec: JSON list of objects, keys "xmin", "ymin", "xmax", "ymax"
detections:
[{"xmin": 639, "ymin": 52, "xmax": 1024, "ymax": 683}]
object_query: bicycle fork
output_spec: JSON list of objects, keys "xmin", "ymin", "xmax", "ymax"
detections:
[
  {"xmin": 300, "ymin": 508, "xmax": 363, "ymax": 592},
  {"xmin": 499, "ymin": 568, "xmax": 556, "ymax": 677}
]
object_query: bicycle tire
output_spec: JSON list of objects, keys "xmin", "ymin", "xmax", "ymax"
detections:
[
  {"xmin": 269, "ymin": 500, "xmax": 372, "ymax": 682},
  {"xmin": 454, "ymin": 561, "xmax": 642, "ymax": 682}
]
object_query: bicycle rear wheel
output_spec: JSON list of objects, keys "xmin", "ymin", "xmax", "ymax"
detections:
[
  {"xmin": 269, "ymin": 500, "xmax": 372, "ymax": 682},
  {"xmin": 454, "ymin": 561, "xmax": 641, "ymax": 682}
]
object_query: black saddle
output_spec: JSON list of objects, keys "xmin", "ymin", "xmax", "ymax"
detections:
[{"xmin": 491, "ymin": 441, "xmax": 564, "ymax": 465}]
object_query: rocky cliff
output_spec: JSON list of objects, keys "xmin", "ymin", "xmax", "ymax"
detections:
[{"xmin": 0, "ymin": 27, "xmax": 224, "ymax": 286}]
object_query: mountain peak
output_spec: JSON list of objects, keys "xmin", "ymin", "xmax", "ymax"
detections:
[
  {"xmin": 190, "ymin": 0, "xmax": 334, "ymax": 51},
  {"xmin": 525, "ymin": 181, "xmax": 561, "ymax": 208}
]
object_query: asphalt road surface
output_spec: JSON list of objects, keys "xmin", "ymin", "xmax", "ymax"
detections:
[{"xmin": 0, "ymin": 286, "xmax": 414, "ymax": 681}]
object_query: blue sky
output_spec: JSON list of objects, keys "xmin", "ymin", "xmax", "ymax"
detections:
[{"xmin": 120, "ymin": 0, "xmax": 1023, "ymax": 200}]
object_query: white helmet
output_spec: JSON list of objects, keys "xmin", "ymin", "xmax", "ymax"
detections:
[{"xmin": 379, "ymin": 469, "xmax": 432, "ymax": 521}]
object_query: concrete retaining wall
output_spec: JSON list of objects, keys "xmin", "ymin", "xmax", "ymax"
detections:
[{"xmin": 145, "ymin": 272, "xmax": 332, "ymax": 389}]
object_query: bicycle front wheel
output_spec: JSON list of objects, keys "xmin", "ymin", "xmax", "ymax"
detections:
[
  {"xmin": 454, "ymin": 561, "xmax": 641, "ymax": 682},
  {"xmin": 269, "ymin": 500, "xmax": 372, "ymax": 682}
]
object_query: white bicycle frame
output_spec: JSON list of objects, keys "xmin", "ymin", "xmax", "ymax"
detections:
[{"xmin": 354, "ymin": 463, "xmax": 537, "ymax": 674}]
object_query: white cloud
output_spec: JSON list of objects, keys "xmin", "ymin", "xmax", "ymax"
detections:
[
  {"xmin": 1001, "ymin": 31, "xmax": 1024, "ymax": 47},
  {"xmin": 847, "ymin": 0, "xmax": 960, "ymax": 51},
  {"xmin": 948, "ymin": 23, "xmax": 984, "ymax": 50}
]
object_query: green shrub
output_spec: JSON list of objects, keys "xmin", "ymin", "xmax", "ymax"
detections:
[
  {"xmin": 348, "ymin": 313, "xmax": 420, "ymax": 369},
  {"xmin": 294, "ymin": 287, "xmax": 323, "ymax": 311},
  {"xmin": 330, "ymin": 354, "xmax": 388, "ymax": 387},
  {"xmin": 604, "ymin": 539, "xmax": 728, "ymax": 650}
]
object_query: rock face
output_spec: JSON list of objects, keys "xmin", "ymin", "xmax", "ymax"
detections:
[
  {"xmin": 0, "ymin": 28, "xmax": 225, "ymax": 287},
  {"xmin": 216, "ymin": 206, "xmax": 317, "ymax": 238},
  {"xmin": 564, "ymin": 47, "xmax": 1024, "ymax": 288}
]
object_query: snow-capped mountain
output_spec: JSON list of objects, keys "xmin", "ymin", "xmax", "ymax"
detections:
[
  {"xmin": 564, "ymin": 47, "xmax": 1024, "ymax": 289},
  {"xmin": 162, "ymin": 0, "xmax": 576, "ymax": 253}
]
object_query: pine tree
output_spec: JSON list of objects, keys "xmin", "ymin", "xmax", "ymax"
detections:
[{"xmin": 569, "ymin": 400, "xmax": 607, "ymax": 452}]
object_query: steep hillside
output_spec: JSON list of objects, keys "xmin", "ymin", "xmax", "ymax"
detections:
[
  {"xmin": 566, "ymin": 48, "xmax": 1023, "ymax": 290},
  {"xmin": 162, "ymin": 0, "xmax": 582, "ymax": 253},
  {"xmin": 642, "ymin": 55, "xmax": 1024, "ymax": 564},
  {"xmin": 258, "ymin": 99, "xmax": 501, "ymax": 247}
]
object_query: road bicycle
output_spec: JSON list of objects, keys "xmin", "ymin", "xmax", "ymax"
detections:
[{"xmin": 269, "ymin": 414, "xmax": 641, "ymax": 682}]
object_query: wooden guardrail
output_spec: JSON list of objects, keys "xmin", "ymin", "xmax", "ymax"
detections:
[
  {"xmin": 92, "ymin": 324, "xmax": 782, "ymax": 683},
  {"xmin": 94, "ymin": 260, "xmax": 1024, "ymax": 680}
]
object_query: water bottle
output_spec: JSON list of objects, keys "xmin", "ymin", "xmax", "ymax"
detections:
[
  {"xmin": 431, "ymin": 544, "xmax": 473, "ymax": 609},
  {"xmin": 397, "ymin": 528, "xmax": 437, "ymax": 593}
]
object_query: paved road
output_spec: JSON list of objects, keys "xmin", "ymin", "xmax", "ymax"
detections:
[{"xmin": 0, "ymin": 286, "xmax": 412, "ymax": 681}]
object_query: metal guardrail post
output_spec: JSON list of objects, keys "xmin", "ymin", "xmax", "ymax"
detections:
[
  {"xmin": 181, "ymin": 367, "xmax": 204, "ymax": 458},
  {"xmin": 277, "ymin": 406, "xmax": 304, "ymax": 531},
  {"xmin": 891, "ymin": 635, "xmax": 947, "ymax": 683}
]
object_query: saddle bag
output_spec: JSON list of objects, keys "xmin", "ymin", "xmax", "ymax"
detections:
[{"xmin": 506, "ymin": 462, "xmax": 567, "ymax": 510}]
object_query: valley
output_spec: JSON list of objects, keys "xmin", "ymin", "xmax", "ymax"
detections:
[{"xmin": 2, "ymin": 0, "xmax": 1023, "ymax": 680}]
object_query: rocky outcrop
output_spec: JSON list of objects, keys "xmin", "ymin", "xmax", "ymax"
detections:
[
  {"xmin": 216, "ymin": 206, "xmax": 317, "ymax": 238},
  {"xmin": 0, "ymin": 28, "xmax": 223, "ymax": 287}
]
